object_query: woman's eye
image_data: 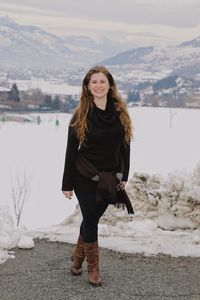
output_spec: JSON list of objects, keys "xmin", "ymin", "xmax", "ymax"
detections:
[{"xmin": 91, "ymin": 80, "xmax": 107, "ymax": 84}]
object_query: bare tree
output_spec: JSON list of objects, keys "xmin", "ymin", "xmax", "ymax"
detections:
[{"xmin": 10, "ymin": 169, "xmax": 31, "ymax": 227}]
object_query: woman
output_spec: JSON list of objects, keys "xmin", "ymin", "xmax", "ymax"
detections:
[{"xmin": 62, "ymin": 65, "xmax": 132, "ymax": 286}]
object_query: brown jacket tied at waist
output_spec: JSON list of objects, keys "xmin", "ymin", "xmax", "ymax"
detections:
[{"xmin": 75, "ymin": 152, "xmax": 134, "ymax": 215}]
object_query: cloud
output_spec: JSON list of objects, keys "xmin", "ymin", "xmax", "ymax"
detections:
[
  {"xmin": 0, "ymin": 0, "xmax": 199, "ymax": 46},
  {"xmin": 0, "ymin": 2, "xmax": 56, "ymax": 17},
  {"xmin": 1, "ymin": 0, "xmax": 200, "ymax": 28}
]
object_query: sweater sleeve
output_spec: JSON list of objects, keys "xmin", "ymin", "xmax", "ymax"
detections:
[
  {"xmin": 61, "ymin": 125, "xmax": 80, "ymax": 191},
  {"xmin": 121, "ymin": 141, "xmax": 130, "ymax": 181}
]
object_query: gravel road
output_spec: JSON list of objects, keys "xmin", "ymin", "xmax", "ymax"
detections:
[{"xmin": 0, "ymin": 239, "xmax": 200, "ymax": 300}]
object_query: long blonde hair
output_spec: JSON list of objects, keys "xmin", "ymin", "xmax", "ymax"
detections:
[{"xmin": 70, "ymin": 65, "xmax": 132, "ymax": 143}]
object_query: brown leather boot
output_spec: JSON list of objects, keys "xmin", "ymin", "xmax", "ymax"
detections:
[
  {"xmin": 84, "ymin": 241, "xmax": 102, "ymax": 286},
  {"xmin": 71, "ymin": 234, "xmax": 85, "ymax": 275}
]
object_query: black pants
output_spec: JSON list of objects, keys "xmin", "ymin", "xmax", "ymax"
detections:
[{"xmin": 74, "ymin": 173, "xmax": 109, "ymax": 243}]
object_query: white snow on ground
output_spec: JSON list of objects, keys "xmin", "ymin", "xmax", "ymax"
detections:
[
  {"xmin": 1, "ymin": 107, "xmax": 200, "ymax": 263},
  {"xmin": 17, "ymin": 236, "xmax": 35, "ymax": 249},
  {"xmin": 0, "ymin": 206, "xmax": 20, "ymax": 264},
  {"xmin": 29, "ymin": 160, "xmax": 200, "ymax": 258}
]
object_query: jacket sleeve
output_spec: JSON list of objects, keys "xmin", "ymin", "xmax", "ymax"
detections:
[
  {"xmin": 121, "ymin": 141, "xmax": 130, "ymax": 181},
  {"xmin": 61, "ymin": 125, "xmax": 80, "ymax": 191}
]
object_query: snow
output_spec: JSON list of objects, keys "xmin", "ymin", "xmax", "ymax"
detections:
[
  {"xmin": 1, "ymin": 107, "xmax": 200, "ymax": 264},
  {"xmin": 17, "ymin": 236, "xmax": 34, "ymax": 249},
  {"xmin": 8, "ymin": 79, "xmax": 81, "ymax": 95},
  {"xmin": 0, "ymin": 87, "xmax": 10, "ymax": 92},
  {"xmin": 109, "ymin": 42, "xmax": 200, "ymax": 83},
  {"xmin": 0, "ymin": 206, "xmax": 20, "ymax": 263}
]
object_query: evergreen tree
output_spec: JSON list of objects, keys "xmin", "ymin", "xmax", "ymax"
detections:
[
  {"xmin": 127, "ymin": 91, "xmax": 140, "ymax": 103},
  {"xmin": 43, "ymin": 95, "xmax": 53, "ymax": 108},
  {"xmin": 153, "ymin": 75, "xmax": 178, "ymax": 92},
  {"xmin": 52, "ymin": 96, "xmax": 60, "ymax": 110},
  {"xmin": 8, "ymin": 83, "xmax": 20, "ymax": 102},
  {"xmin": 65, "ymin": 95, "xmax": 77, "ymax": 113}
]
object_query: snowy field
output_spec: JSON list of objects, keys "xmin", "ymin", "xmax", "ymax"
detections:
[
  {"xmin": 9, "ymin": 79, "xmax": 81, "ymax": 95},
  {"xmin": 1, "ymin": 107, "xmax": 200, "ymax": 263}
]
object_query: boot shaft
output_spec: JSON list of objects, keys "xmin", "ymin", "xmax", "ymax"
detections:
[{"xmin": 84, "ymin": 241, "xmax": 102, "ymax": 286}]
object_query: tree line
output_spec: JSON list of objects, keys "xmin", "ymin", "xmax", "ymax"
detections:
[{"xmin": 0, "ymin": 83, "xmax": 78, "ymax": 112}]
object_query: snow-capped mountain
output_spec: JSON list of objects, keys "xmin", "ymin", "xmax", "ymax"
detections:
[
  {"xmin": 0, "ymin": 15, "xmax": 200, "ymax": 83},
  {"xmin": 101, "ymin": 36, "xmax": 200, "ymax": 81},
  {"xmin": 0, "ymin": 16, "xmax": 127, "ymax": 71},
  {"xmin": 98, "ymin": 46, "xmax": 154, "ymax": 65},
  {"xmin": 0, "ymin": 16, "xmax": 74, "ymax": 70},
  {"xmin": 180, "ymin": 36, "xmax": 200, "ymax": 48}
]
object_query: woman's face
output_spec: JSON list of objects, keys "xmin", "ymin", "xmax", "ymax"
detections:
[{"xmin": 88, "ymin": 72, "xmax": 110, "ymax": 100}]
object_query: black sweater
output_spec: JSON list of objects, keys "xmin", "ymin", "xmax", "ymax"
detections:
[{"xmin": 62, "ymin": 97, "xmax": 130, "ymax": 191}]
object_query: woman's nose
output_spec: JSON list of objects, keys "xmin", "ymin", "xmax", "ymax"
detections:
[{"xmin": 95, "ymin": 83, "xmax": 101, "ymax": 88}]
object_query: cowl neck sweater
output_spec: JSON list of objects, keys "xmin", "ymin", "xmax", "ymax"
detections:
[
  {"xmin": 62, "ymin": 97, "xmax": 130, "ymax": 191},
  {"xmin": 89, "ymin": 97, "xmax": 117, "ymax": 127},
  {"xmin": 77, "ymin": 96, "xmax": 126, "ymax": 173}
]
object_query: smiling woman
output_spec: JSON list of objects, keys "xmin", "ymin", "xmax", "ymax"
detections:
[
  {"xmin": 88, "ymin": 72, "xmax": 110, "ymax": 110},
  {"xmin": 61, "ymin": 65, "xmax": 133, "ymax": 286}
]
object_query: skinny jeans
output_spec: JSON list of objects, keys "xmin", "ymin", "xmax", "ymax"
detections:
[{"xmin": 73, "ymin": 172, "xmax": 109, "ymax": 243}]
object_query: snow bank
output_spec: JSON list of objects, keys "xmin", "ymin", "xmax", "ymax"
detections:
[
  {"xmin": 2, "ymin": 160, "xmax": 200, "ymax": 261},
  {"xmin": 126, "ymin": 161, "xmax": 200, "ymax": 230},
  {"xmin": 0, "ymin": 206, "xmax": 20, "ymax": 264},
  {"xmin": 0, "ymin": 206, "xmax": 35, "ymax": 264},
  {"xmin": 17, "ymin": 236, "xmax": 35, "ymax": 249},
  {"xmin": 35, "ymin": 162, "xmax": 200, "ymax": 257}
]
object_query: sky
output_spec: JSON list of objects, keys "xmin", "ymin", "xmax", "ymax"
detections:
[{"xmin": 0, "ymin": 0, "xmax": 200, "ymax": 46}]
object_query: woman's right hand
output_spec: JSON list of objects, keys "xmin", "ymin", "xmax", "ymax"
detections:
[{"xmin": 62, "ymin": 191, "xmax": 73, "ymax": 199}]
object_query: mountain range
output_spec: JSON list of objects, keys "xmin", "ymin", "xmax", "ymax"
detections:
[
  {"xmin": 0, "ymin": 16, "xmax": 129, "ymax": 71},
  {"xmin": 101, "ymin": 37, "xmax": 200, "ymax": 81},
  {"xmin": 0, "ymin": 16, "xmax": 200, "ymax": 82}
]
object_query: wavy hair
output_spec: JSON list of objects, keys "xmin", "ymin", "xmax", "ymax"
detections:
[{"xmin": 70, "ymin": 65, "xmax": 133, "ymax": 143}]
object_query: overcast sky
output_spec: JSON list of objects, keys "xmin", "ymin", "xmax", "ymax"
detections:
[{"xmin": 0, "ymin": 0, "xmax": 199, "ymax": 45}]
